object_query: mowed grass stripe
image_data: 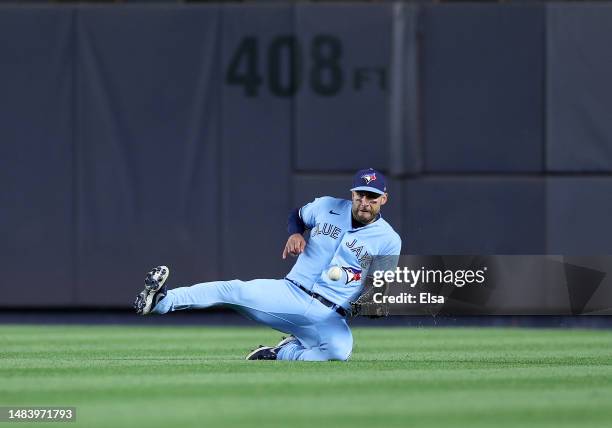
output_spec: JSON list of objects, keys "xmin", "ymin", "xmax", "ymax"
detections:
[{"xmin": 0, "ymin": 325, "xmax": 611, "ymax": 428}]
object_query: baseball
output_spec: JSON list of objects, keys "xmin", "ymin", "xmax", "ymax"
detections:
[{"xmin": 327, "ymin": 266, "xmax": 342, "ymax": 281}]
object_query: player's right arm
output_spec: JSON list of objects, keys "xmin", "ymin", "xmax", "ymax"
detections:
[
  {"xmin": 283, "ymin": 207, "xmax": 307, "ymax": 259},
  {"xmin": 281, "ymin": 197, "xmax": 329, "ymax": 259}
]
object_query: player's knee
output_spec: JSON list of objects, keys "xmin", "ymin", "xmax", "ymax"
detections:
[{"xmin": 326, "ymin": 342, "xmax": 353, "ymax": 361}]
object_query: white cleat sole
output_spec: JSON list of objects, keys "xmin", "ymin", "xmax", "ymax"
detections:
[{"xmin": 135, "ymin": 265, "xmax": 170, "ymax": 315}]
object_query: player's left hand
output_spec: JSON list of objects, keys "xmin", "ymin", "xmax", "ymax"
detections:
[{"xmin": 282, "ymin": 233, "xmax": 306, "ymax": 259}]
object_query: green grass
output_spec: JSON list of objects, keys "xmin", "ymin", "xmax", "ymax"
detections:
[{"xmin": 1, "ymin": 326, "xmax": 611, "ymax": 428}]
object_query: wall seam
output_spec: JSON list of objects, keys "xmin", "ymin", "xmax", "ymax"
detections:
[{"xmin": 71, "ymin": 6, "xmax": 79, "ymax": 305}]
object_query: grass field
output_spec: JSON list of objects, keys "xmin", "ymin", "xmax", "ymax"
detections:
[{"xmin": 1, "ymin": 325, "xmax": 611, "ymax": 428}]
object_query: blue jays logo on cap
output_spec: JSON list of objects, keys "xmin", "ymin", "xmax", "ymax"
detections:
[
  {"xmin": 350, "ymin": 168, "xmax": 387, "ymax": 195},
  {"xmin": 361, "ymin": 172, "xmax": 377, "ymax": 185},
  {"xmin": 341, "ymin": 266, "xmax": 362, "ymax": 285}
]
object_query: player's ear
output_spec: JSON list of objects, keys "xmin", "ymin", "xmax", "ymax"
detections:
[{"xmin": 379, "ymin": 193, "xmax": 388, "ymax": 206}]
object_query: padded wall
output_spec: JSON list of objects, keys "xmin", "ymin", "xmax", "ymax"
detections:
[
  {"xmin": 421, "ymin": 5, "xmax": 545, "ymax": 172},
  {"xmin": 0, "ymin": 8, "xmax": 74, "ymax": 305},
  {"xmin": 402, "ymin": 178, "xmax": 546, "ymax": 254},
  {"xmin": 220, "ymin": 5, "xmax": 293, "ymax": 280},
  {"xmin": 1, "ymin": 3, "xmax": 610, "ymax": 309},
  {"xmin": 547, "ymin": 4, "xmax": 612, "ymax": 171},
  {"xmin": 75, "ymin": 7, "xmax": 222, "ymax": 304}
]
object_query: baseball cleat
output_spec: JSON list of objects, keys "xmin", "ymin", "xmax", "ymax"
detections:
[
  {"xmin": 245, "ymin": 345, "xmax": 278, "ymax": 360},
  {"xmin": 133, "ymin": 265, "xmax": 170, "ymax": 315},
  {"xmin": 276, "ymin": 335, "xmax": 297, "ymax": 348}
]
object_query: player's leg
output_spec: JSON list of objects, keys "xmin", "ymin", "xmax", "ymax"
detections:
[
  {"xmin": 134, "ymin": 268, "xmax": 353, "ymax": 361},
  {"xmin": 276, "ymin": 319, "xmax": 352, "ymax": 361},
  {"xmin": 275, "ymin": 303, "xmax": 353, "ymax": 361},
  {"xmin": 135, "ymin": 267, "xmax": 321, "ymax": 341},
  {"xmin": 151, "ymin": 275, "xmax": 329, "ymax": 347},
  {"xmin": 152, "ymin": 277, "xmax": 309, "ymax": 320}
]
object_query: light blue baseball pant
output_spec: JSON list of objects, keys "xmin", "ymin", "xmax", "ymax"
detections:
[{"xmin": 152, "ymin": 278, "xmax": 353, "ymax": 361}]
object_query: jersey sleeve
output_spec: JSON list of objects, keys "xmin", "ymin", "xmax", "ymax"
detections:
[
  {"xmin": 287, "ymin": 208, "xmax": 306, "ymax": 235},
  {"xmin": 298, "ymin": 197, "xmax": 332, "ymax": 229},
  {"xmin": 368, "ymin": 235, "xmax": 402, "ymax": 275}
]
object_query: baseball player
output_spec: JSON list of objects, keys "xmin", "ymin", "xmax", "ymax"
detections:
[{"xmin": 134, "ymin": 168, "xmax": 401, "ymax": 361}]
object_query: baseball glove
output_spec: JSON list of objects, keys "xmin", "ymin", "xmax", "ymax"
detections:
[{"xmin": 350, "ymin": 277, "xmax": 390, "ymax": 318}]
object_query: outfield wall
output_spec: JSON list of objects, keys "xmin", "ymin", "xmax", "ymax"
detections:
[{"xmin": 2, "ymin": 3, "xmax": 612, "ymax": 307}]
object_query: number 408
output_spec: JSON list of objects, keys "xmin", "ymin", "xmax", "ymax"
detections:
[{"xmin": 225, "ymin": 35, "xmax": 343, "ymax": 97}]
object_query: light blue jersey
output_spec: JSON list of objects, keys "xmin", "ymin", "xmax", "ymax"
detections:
[
  {"xmin": 150, "ymin": 192, "xmax": 402, "ymax": 361},
  {"xmin": 286, "ymin": 196, "xmax": 402, "ymax": 308}
]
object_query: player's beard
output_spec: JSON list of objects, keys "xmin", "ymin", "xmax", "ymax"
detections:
[{"xmin": 352, "ymin": 207, "xmax": 377, "ymax": 225}]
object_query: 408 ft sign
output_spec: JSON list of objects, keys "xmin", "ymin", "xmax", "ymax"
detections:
[{"xmin": 225, "ymin": 35, "xmax": 387, "ymax": 98}]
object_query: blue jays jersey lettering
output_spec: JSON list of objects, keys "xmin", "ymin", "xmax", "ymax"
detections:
[
  {"xmin": 286, "ymin": 196, "xmax": 402, "ymax": 309},
  {"xmin": 345, "ymin": 238, "xmax": 373, "ymax": 266},
  {"xmin": 311, "ymin": 222, "xmax": 342, "ymax": 239}
]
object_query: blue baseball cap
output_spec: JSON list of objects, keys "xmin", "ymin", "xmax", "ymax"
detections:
[{"xmin": 350, "ymin": 168, "xmax": 387, "ymax": 195}]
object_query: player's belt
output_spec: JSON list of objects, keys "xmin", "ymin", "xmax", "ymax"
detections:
[{"xmin": 285, "ymin": 278, "xmax": 348, "ymax": 317}]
